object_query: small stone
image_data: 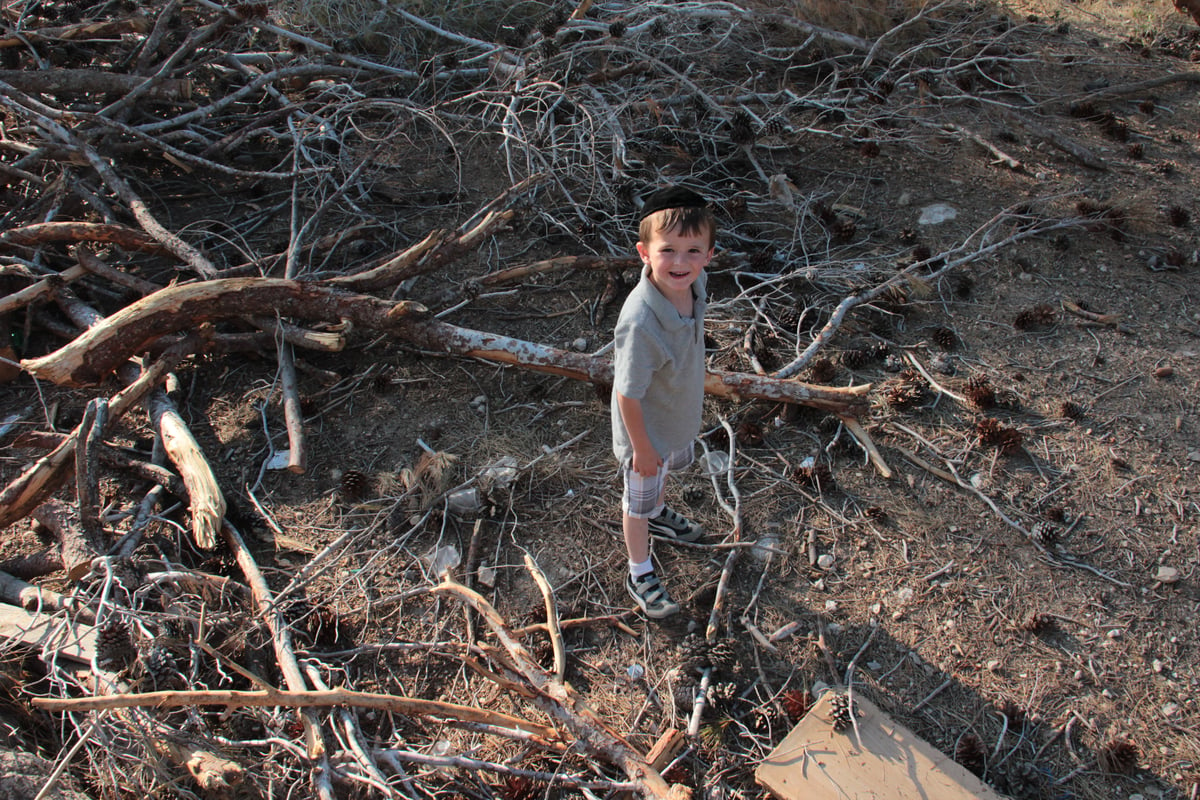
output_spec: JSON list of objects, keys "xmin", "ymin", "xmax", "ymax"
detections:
[
  {"xmin": 1162, "ymin": 702, "xmax": 1182, "ymax": 718},
  {"xmin": 1154, "ymin": 365, "xmax": 1173, "ymax": 379},
  {"xmin": 918, "ymin": 203, "xmax": 958, "ymax": 225},
  {"xmin": 571, "ymin": 337, "xmax": 588, "ymax": 352},
  {"xmin": 1107, "ymin": 628, "xmax": 1123, "ymax": 640},
  {"xmin": 867, "ymin": 661, "xmax": 882, "ymax": 671},
  {"xmin": 824, "ymin": 600, "xmax": 839, "ymax": 613},
  {"xmin": 477, "ymin": 564, "xmax": 496, "ymax": 588},
  {"xmin": 1152, "ymin": 658, "xmax": 1164, "ymax": 673},
  {"xmin": 986, "ymin": 659, "xmax": 1002, "ymax": 673},
  {"xmin": 1155, "ymin": 566, "xmax": 1180, "ymax": 584},
  {"xmin": 1188, "ymin": 450, "xmax": 1200, "ymax": 462},
  {"xmin": 869, "ymin": 602, "xmax": 883, "ymax": 615},
  {"xmin": 817, "ymin": 553, "xmax": 836, "ymax": 570}
]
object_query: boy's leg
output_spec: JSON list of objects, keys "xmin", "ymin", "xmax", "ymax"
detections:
[
  {"xmin": 645, "ymin": 447, "xmax": 704, "ymax": 542},
  {"xmin": 622, "ymin": 464, "xmax": 681, "ymax": 619}
]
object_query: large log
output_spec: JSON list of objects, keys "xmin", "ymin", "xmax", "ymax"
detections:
[
  {"xmin": 0, "ymin": 69, "xmax": 189, "ymax": 100},
  {"xmin": 20, "ymin": 278, "xmax": 870, "ymax": 415}
]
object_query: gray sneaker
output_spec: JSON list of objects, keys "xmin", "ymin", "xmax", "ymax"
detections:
[
  {"xmin": 648, "ymin": 506, "xmax": 703, "ymax": 542},
  {"xmin": 627, "ymin": 572, "xmax": 680, "ymax": 619}
]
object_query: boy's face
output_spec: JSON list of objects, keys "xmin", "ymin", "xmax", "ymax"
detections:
[{"xmin": 636, "ymin": 223, "xmax": 714, "ymax": 301}]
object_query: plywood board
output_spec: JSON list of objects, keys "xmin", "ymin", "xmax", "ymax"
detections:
[
  {"xmin": 756, "ymin": 690, "xmax": 1009, "ymax": 800},
  {"xmin": 0, "ymin": 603, "xmax": 97, "ymax": 663}
]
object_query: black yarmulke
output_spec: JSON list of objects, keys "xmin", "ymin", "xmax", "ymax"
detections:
[{"xmin": 639, "ymin": 186, "xmax": 707, "ymax": 220}]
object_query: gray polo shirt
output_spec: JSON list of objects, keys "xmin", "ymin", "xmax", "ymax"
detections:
[{"xmin": 610, "ymin": 266, "xmax": 707, "ymax": 464}]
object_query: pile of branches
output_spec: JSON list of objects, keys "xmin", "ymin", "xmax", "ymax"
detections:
[{"xmin": 0, "ymin": 0, "xmax": 1158, "ymax": 796}]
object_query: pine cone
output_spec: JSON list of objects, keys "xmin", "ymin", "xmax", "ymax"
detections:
[
  {"xmin": 977, "ymin": 418, "xmax": 1023, "ymax": 454},
  {"xmin": 782, "ymin": 689, "xmax": 811, "ymax": 721},
  {"xmin": 1013, "ymin": 304, "xmax": 1055, "ymax": 331},
  {"xmin": 96, "ymin": 619, "xmax": 135, "ymax": 669},
  {"xmin": 931, "ymin": 326, "xmax": 958, "ymax": 351},
  {"xmin": 729, "ymin": 110, "xmax": 756, "ymax": 145},
  {"xmin": 1059, "ymin": 400, "xmax": 1085, "ymax": 420},
  {"xmin": 828, "ymin": 693, "xmax": 853, "ymax": 732},
  {"xmin": 809, "ymin": 357, "xmax": 836, "ymax": 384},
  {"xmin": 965, "ymin": 375, "xmax": 996, "ymax": 409},
  {"xmin": 340, "ymin": 469, "xmax": 371, "ymax": 500},
  {"xmin": 1098, "ymin": 738, "xmax": 1139, "ymax": 774},
  {"xmin": 792, "ymin": 461, "xmax": 834, "ymax": 492},
  {"xmin": 1030, "ymin": 521, "xmax": 1058, "ymax": 548},
  {"xmin": 140, "ymin": 644, "xmax": 178, "ymax": 689},
  {"xmin": 956, "ymin": 733, "xmax": 986, "ymax": 775}
]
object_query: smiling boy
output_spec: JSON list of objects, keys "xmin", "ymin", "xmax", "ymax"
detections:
[{"xmin": 611, "ymin": 186, "xmax": 716, "ymax": 619}]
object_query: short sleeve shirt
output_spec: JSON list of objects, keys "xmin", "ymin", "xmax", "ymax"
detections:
[{"xmin": 610, "ymin": 266, "xmax": 707, "ymax": 463}]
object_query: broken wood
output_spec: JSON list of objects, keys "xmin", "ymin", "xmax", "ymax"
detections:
[
  {"xmin": 31, "ymin": 499, "xmax": 101, "ymax": 583},
  {"xmin": 0, "ymin": 602, "xmax": 97, "ymax": 663},
  {"xmin": 148, "ymin": 387, "xmax": 225, "ymax": 549},
  {"xmin": 0, "ymin": 16, "xmax": 151, "ymax": 48},
  {"xmin": 155, "ymin": 737, "xmax": 246, "ymax": 791},
  {"xmin": 0, "ymin": 344, "xmax": 189, "ymax": 530},
  {"xmin": 757, "ymin": 690, "xmax": 1007, "ymax": 800}
]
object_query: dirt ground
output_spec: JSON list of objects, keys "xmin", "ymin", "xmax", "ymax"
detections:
[{"xmin": 2, "ymin": 0, "xmax": 1200, "ymax": 798}]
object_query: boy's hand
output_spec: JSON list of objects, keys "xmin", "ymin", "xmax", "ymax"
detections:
[{"xmin": 630, "ymin": 447, "xmax": 662, "ymax": 477}]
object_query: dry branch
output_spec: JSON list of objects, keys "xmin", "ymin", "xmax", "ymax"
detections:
[
  {"xmin": 0, "ymin": 222, "xmax": 170, "ymax": 253},
  {"xmin": 0, "ymin": 16, "xmax": 150, "ymax": 47},
  {"xmin": 148, "ymin": 388, "xmax": 225, "ymax": 549},
  {"xmin": 33, "ymin": 687, "xmax": 558, "ymax": 738}
]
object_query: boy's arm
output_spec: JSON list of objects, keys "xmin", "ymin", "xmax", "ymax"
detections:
[{"xmin": 616, "ymin": 391, "xmax": 661, "ymax": 477}]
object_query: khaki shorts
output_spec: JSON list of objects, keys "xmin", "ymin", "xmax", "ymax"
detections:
[{"xmin": 622, "ymin": 445, "xmax": 694, "ymax": 518}]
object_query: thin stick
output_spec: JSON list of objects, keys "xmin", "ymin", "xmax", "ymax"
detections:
[{"xmin": 523, "ymin": 553, "xmax": 565, "ymax": 682}]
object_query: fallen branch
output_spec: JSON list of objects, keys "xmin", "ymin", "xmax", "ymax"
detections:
[
  {"xmin": 20, "ymin": 278, "xmax": 871, "ymax": 418},
  {"xmin": 32, "ymin": 687, "xmax": 557, "ymax": 737}
]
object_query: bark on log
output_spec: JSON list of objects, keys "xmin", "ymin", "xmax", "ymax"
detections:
[
  {"xmin": 0, "ymin": 69, "xmax": 190, "ymax": 100},
  {"xmin": 0, "ymin": 548, "xmax": 64, "ymax": 581},
  {"xmin": 0, "ymin": 265, "xmax": 88, "ymax": 318},
  {"xmin": 0, "ymin": 222, "xmax": 172, "ymax": 254},
  {"xmin": 31, "ymin": 499, "xmax": 100, "ymax": 582},
  {"xmin": 20, "ymin": 278, "xmax": 869, "ymax": 416}
]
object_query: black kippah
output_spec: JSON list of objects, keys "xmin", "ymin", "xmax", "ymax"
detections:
[{"xmin": 639, "ymin": 186, "xmax": 707, "ymax": 220}]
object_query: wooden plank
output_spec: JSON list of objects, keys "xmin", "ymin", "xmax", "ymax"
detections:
[
  {"xmin": 756, "ymin": 690, "xmax": 1009, "ymax": 800},
  {"xmin": 0, "ymin": 603, "xmax": 97, "ymax": 663}
]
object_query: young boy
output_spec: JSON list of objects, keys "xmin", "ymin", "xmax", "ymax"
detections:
[{"xmin": 611, "ymin": 186, "xmax": 716, "ymax": 619}]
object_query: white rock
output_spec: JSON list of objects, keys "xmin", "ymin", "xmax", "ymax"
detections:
[
  {"xmin": 571, "ymin": 337, "xmax": 588, "ymax": 352},
  {"xmin": 986, "ymin": 659, "xmax": 1002, "ymax": 673},
  {"xmin": 917, "ymin": 203, "xmax": 958, "ymax": 225},
  {"xmin": 627, "ymin": 664, "xmax": 645, "ymax": 681},
  {"xmin": 869, "ymin": 603, "xmax": 883, "ymax": 615},
  {"xmin": 1162, "ymin": 702, "xmax": 1182, "ymax": 718},
  {"xmin": 477, "ymin": 564, "xmax": 496, "ymax": 588},
  {"xmin": 824, "ymin": 600, "xmax": 839, "ymax": 613},
  {"xmin": 1107, "ymin": 628, "xmax": 1123, "ymax": 639},
  {"xmin": 817, "ymin": 553, "xmax": 835, "ymax": 570},
  {"xmin": 1155, "ymin": 566, "xmax": 1181, "ymax": 584}
]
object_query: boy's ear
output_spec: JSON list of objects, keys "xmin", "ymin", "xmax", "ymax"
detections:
[{"xmin": 636, "ymin": 241, "xmax": 650, "ymax": 262}]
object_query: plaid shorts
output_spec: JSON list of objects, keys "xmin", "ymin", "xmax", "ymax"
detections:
[{"xmin": 622, "ymin": 445, "xmax": 694, "ymax": 518}]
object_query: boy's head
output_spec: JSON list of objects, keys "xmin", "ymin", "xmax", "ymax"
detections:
[{"xmin": 638, "ymin": 186, "xmax": 716, "ymax": 248}]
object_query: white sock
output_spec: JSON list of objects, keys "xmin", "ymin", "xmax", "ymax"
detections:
[{"xmin": 629, "ymin": 558, "xmax": 654, "ymax": 579}]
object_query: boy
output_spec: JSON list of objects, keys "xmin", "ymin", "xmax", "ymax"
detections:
[{"xmin": 611, "ymin": 186, "xmax": 716, "ymax": 619}]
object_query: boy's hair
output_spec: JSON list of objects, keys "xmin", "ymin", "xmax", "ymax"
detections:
[{"xmin": 639, "ymin": 205, "xmax": 717, "ymax": 248}]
